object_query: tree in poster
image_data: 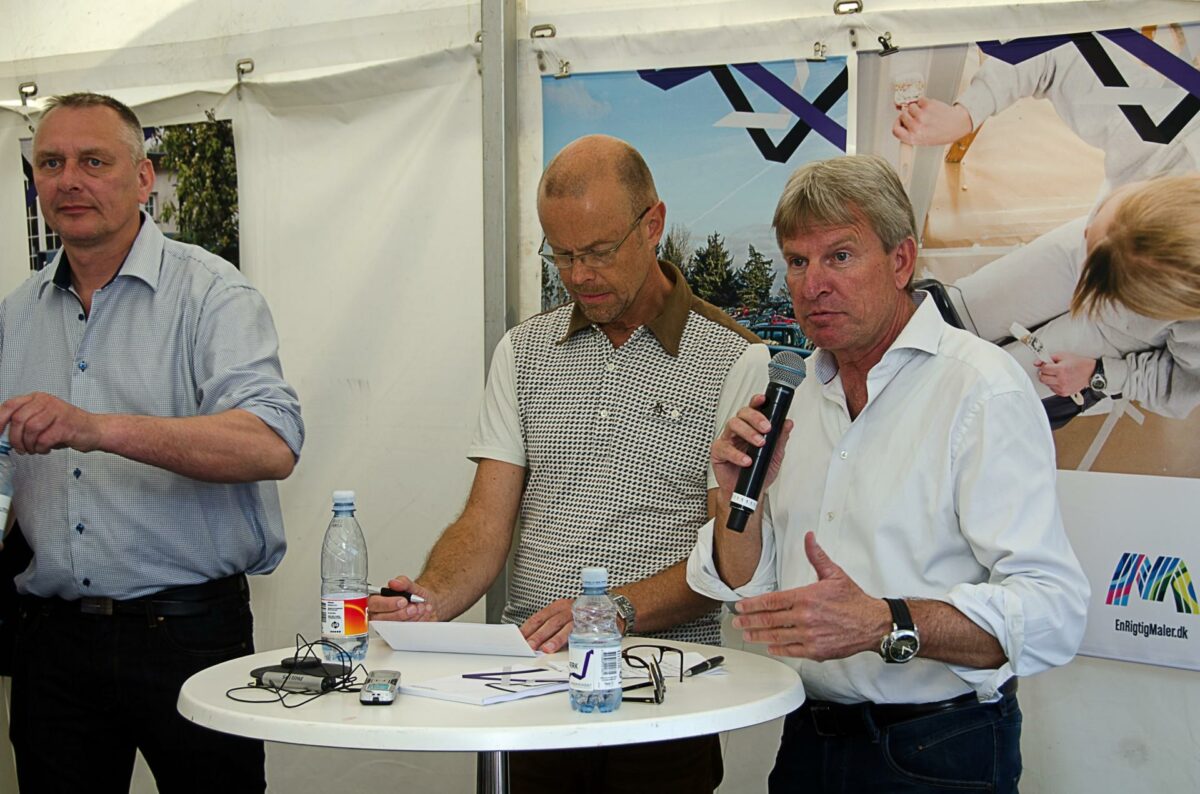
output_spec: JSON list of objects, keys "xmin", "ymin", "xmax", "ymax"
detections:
[
  {"xmin": 736, "ymin": 244, "xmax": 776, "ymax": 310},
  {"xmin": 658, "ymin": 223, "xmax": 694, "ymax": 274},
  {"xmin": 541, "ymin": 261, "xmax": 570, "ymax": 310},
  {"xmin": 688, "ymin": 232, "xmax": 738, "ymax": 308},
  {"xmin": 158, "ymin": 112, "xmax": 240, "ymax": 266}
]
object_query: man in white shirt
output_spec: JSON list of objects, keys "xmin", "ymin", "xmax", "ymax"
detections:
[{"xmin": 688, "ymin": 154, "xmax": 1089, "ymax": 793}]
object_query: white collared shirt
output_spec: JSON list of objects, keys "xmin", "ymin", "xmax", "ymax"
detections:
[{"xmin": 688, "ymin": 295, "xmax": 1090, "ymax": 703}]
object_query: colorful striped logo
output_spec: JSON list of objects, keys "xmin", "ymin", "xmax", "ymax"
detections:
[{"xmin": 1106, "ymin": 553, "xmax": 1199, "ymax": 614}]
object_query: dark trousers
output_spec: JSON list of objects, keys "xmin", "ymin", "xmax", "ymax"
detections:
[
  {"xmin": 511, "ymin": 734, "xmax": 723, "ymax": 794},
  {"xmin": 769, "ymin": 689, "xmax": 1022, "ymax": 793},
  {"xmin": 10, "ymin": 581, "xmax": 265, "ymax": 794}
]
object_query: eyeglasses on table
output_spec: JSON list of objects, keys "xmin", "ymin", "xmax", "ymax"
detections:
[{"xmin": 621, "ymin": 644, "xmax": 685, "ymax": 705}]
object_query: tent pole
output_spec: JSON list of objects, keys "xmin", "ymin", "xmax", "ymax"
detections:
[{"xmin": 480, "ymin": 0, "xmax": 519, "ymax": 626}]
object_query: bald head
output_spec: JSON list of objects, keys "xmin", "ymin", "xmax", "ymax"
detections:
[{"xmin": 538, "ymin": 135, "xmax": 659, "ymax": 218}]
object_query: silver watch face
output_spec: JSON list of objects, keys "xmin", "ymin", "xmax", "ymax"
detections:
[{"xmin": 1091, "ymin": 373, "xmax": 1107, "ymax": 392}]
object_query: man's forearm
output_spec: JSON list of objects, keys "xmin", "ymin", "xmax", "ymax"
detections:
[
  {"xmin": 417, "ymin": 517, "xmax": 513, "ymax": 621},
  {"xmin": 909, "ymin": 599, "xmax": 1007, "ymax": 669},
  {"xmin": 614, "ymin": 559, "xmax": 718, "ymax": 635},
  {"xmin": 96, "ymin": 409, "xmax": 294, "ymax": 483},
  {"xmin": 710, "ymin": 490, "xmax": 765, "ymax": 589}
]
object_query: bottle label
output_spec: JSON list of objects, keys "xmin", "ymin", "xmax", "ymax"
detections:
[
  {"xmin": 321, "ymin": 595, "xmax": 368, "ymax": 637},
  {"xmin": 568, "ymin": 644, "xmax": 622, "ymax": 692},
  {"xmin": 0, "ymin": 494, "xmax": 10, "ymax": 524}
]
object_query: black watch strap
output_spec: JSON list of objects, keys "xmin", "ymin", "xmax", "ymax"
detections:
[{"xmin": 884, "ymin": 597, "xmax": 914, "ymax": 630}]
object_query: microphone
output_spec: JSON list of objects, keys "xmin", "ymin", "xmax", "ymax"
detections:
[{"xmin": 726, "ymin": 351, "xmax": 807, "ymax": 532}]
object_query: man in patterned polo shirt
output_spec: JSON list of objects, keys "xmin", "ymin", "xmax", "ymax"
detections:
[{"xmin": 371, "ymin": 134, "xmax": 768, "ymax": 792}]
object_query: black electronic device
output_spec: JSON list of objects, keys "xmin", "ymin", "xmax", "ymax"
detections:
[
  {"xmin": 727, "ymin": 351, "xmax": 807, "ymax": 532},
  {"xmin": 251, "ymin": 661, "xmax": 351, "ymax": 693}
]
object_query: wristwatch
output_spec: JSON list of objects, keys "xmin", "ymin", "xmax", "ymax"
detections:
[
  {"xmin": 611, "ymin": 593, "xmax": 636, "ymax": 635},
  {"xmin": 1090, "ymin": 358, "xmax": 1108, "ymax": 394},
  {"xmin": 879, "ymin": 598, "xmax": 920, "ymax": 664}
]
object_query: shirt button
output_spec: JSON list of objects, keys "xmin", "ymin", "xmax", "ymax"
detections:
[
  {"xmin": 840, "ymin": 450, "xmax": 848, "ymax": 459},
  {"xmin": 826, "ymin": 512, "xmax": 835, "ymax": 522},
  {"xmin": 606, "ymin": 363, "xmax": 616, "ymax": 372},
  {"xmin": 82, "ymin": 578, "xmax": 91, "ymax": 587},
  {"xmin": 599, "ymin": 409, "xmax": 609, "ymax": 419},
  {"xmin": 77, "ymin": 313, "xmax": 85, "ymax": 321},
  {"xmin": 75, "ymin": 523, "xmax": 84, "ymax": 533},
  {"xmin": 73, "ymin": 468, "xmax": 81, "ymax": 479},
  {"xmin": 78, "ymin": 361, "xmax": 88, "ymax": 372}
]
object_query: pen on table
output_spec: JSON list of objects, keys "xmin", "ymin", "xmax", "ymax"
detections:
[
  {"xmin": 683, "ymin": 656, "xmax": 724, "ymax": 677},
  {"xmin": 368, "ymin": 585, "xmax": 426, "ymax": 603}
]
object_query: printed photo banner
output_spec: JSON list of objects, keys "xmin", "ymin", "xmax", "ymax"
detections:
[
  {"xmin": 541, "ymin": 56, "xmax": 848, "ymax": 315},
  {"xmin": 1059, "ymin": 471, "xmax": 1200, "ymax": 671},
  {"xmin": 857, "ymin": 22, "xmax": 1200, "ymax": 480}
]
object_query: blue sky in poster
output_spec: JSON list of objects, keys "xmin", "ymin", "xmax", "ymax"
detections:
[{"xmin": 542, "ymin": 58, "xmax": 848, "ymax": 277}]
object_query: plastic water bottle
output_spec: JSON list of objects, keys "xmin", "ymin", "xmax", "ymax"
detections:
[
  {"xmin": 0, "ymin": 432, "xmax": 13, "ymax": 529},
  {"xmin": 320, "ymin": 490, "xmax": 369, "ymax": 664},
  {"xmin": 568, "ymin": 567, "xmax": 623, "ymax": 713}
]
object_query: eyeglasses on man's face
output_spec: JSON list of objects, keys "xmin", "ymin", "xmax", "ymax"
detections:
[
  {"xmin": 539, "ymin": 206, "xmax": 653, "ymax": 271},
  {"xmin": 621, "ymin": 644, "xmax": 684, "ymax": 704}
]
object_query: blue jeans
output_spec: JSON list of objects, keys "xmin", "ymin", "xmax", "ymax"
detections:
[
  {"xmin": 769, "ymin": 689, "xmax": 1022, "ymax": 793},
  {"xmin": 10, "ymin": 585, "xmax": 265, "ymax": 793}
]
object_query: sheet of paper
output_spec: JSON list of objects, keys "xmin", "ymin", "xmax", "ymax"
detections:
[
  {"xmin": 546, "ymin": 651, "xmax": 727, "ymax": 679},
  {"xmin": 370, "ymin": 620, "xmax": 537, "ymax": 657},
  {"xmin": 401, "ymin": 666, "xmax": 567, "ymax": 705}
]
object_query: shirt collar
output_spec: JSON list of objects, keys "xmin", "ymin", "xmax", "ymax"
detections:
[
  {"xmin": 810, "ymin": 290, "xmax": 942, "ymax": 384},
  {"xmin": 557, "ymin": 260, "xmax": 692, "ymax": 356},
  {"xmin": 38, "ymin": 211, "xmax": 164, "ymax": 298}
]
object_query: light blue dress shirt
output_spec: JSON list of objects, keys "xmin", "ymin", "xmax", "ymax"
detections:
[{"xmin": 0, "ymin": 215, "xmax": 304, "ymax": 599}]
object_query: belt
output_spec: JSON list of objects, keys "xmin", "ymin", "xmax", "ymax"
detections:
[
  {"xmin": 804, "ymin": 679, "xmax": 1017, "ymax": 738},
  {"xmin": 24, "ymin": 574, "xmax": 248, "ymax": 618}
]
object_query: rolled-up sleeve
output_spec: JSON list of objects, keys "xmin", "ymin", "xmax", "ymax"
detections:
[
  {"xmin": 946, "ymin": 386, "xmax": 1090, "ymax": 697},
  {"xmin": 687, "ymin": 507, "xmax": 780, "ymax": 603},
  {"xmin": 194, "ymin": 282, "xmax": 304, "ymax": 459}
]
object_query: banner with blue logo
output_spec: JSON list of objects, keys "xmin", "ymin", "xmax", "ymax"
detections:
[{"xmin": 1060, "ymin": 471, "xmax": 1200, "ymax": 670}]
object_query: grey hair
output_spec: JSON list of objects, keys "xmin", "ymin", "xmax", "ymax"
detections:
[
  {"xmin": 773, "ymin": 154, "xmax": 916, "ymax": 254},
  {"xmin": 39, "ymin": 92, "xmax": 147, "ymax": 164}
]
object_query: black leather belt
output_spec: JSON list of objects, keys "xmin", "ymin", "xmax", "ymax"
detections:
[
  {"xmin": 804, "ymin": 679, "xmax": 1017, "ymax": 737},
  {"xmin": 24, "ymin": 573, "xmax": 248, "ymax": 618}
]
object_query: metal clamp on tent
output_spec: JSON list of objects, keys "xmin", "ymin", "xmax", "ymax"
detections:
[
  {"xmin": 235, "ymin": 58, "xmax": 254, "ymax": 100},
  {"xmin": 530, "ymin": 24, "xmax": 570, "ymax": 79}
]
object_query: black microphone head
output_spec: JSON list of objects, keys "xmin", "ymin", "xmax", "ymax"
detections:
[{"xmin": 768, "ymin": 351, "xmax": 807, "ymax": 389}]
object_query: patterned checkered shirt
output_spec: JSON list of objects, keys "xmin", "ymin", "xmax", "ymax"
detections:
[
  {"xmin": 469, "ymin": 262, "xmax": 767, "ymax": 645},
  {"xmin": 0, "ymin": 214, "xmax": 304, "ymax": 600}
]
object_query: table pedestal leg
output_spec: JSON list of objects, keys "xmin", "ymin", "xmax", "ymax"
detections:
[{"xmin": 476, "ymin": 750, "xmax": 509, "ymax": 794}]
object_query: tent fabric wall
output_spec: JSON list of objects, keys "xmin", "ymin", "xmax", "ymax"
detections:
[
  {"xmin": 0, "ymin": 42, "xmax": 484, "ymax": 792},
  {"xmin": 0, "ymin": 110, "xmax": 29, "ymax": 297},
  {"xmin": 230, "ymin": 49, "xmax": 486, "ymax": 790},
  {"xmin": 2, "ymin": 2, "xmax": 1199, "ymax": 792}
]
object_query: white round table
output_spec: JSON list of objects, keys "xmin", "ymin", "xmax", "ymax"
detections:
[{"xmin": 179, "ymin": 636, "xmax": 804, "ymax": 793}]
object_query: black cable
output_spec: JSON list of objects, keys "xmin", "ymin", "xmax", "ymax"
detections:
[{"xmin": 224, "ymin": 633, "xmax": 367, "ymax": 708}]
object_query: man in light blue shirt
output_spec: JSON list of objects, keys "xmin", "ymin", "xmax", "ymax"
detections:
[{"xmin": 0, "ymin": 92, "xmax": 303, "ymax": 793}]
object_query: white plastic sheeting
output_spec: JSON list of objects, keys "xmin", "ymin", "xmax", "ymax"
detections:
[
  {"xmin": 2, "ymin": 1, "xmax": 1200, "ymax": 792},
  {"xmin": 0, "ymin": 33, "xmax": 485, "ymax": 794}
]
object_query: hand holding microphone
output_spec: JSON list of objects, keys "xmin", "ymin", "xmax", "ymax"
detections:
[{"xmin": 712, "ymin": 351, "xmax": 807, "ymax": 532}]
